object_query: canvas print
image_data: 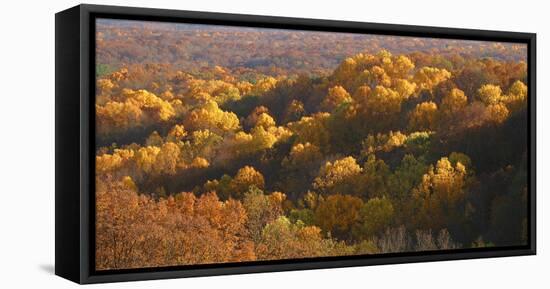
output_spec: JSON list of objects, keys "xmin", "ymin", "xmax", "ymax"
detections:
[{"xmin": 94, "ymin": 19, "xmax": 529, "ymax": 270}]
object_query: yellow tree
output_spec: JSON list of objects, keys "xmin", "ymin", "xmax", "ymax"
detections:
[
  {"xmin": 321, "ymin": 85, "xmax": 352, "ymax": 111},
  {"xmin": 441, "ymin": 88, "xmax": 468, "ymax": 119},
  {"xmin": 229, "ymin": 166, "xmax": 265, "ymax": 198},
  {"xmin": 187, "ymin": 100, "xmax": 240, "ymax": 133},
  {"xmin": 254, "ymin": 113, "xmax": 277, "ymax": 130},
  {"xmin": 393, "ymin": 79, "xmax": 417, "ymax": 99},
  {"xmin": 364, "ymin": 85, "xmax": 402, "ymax": 117},
  {"xmin": 478, "ymin": 84, "xmax": 503, "ymax": 105},
  {"xmin": 408, "ymin": 101, "xmax": 439, "ymax": 131},
  {"xmin": 96, "ymin": 89, "xmax": 176, "ymax": 136},
  {"xmin": 250, "ymin": 77, "xmax": 278, "ymax": 95},
  {"xmin": 331, "ymin": 57, "xmax": 358, "ymax": 90},
  {"xmin": 288, "ymin": 113, "xmax": 332, "ymax": 153},
  {"xmin": 363, "ymin": 66, "xmax": 392, "ymax": 88},
  {"xmin": 413, "ymin": 67, "xmax": 451, "ymax": 93},
  {"xmin": 96, "ymin": 149, "xmax": 135, "ymax": 175},
  {"xmin": 503, "ymin": 80, "xmax": 528, "ymax": 113},
  {"xmin": 134, "ymin": 146, "xmax": 161, "ymax": 176},
  {"xmin": 145, "ymin": 131, "xmax": 164, "ymax": 147},
  {"xmin": 313, "ymin": 156, "xmax": 363, "ymax": 195},
  {"xmin": 282, "ymin": 142, "xmax": 323, "ymax": 169},
  {"xmin": 166, "ymin": 124, "xmax": 187, "ymax": 143},
  {"xmin": 152, "ymin": 142, "xmax": 181, "ymax": 175},
  {"xmin": 245, "ymin": 106, "xmax": 270, "ymax": 128},
  {"xmin": 412, "ymin": 157, "xmax": 468, "ymax": 231},
  {"xmin": 283, "ymin": 99, "xmax": 305, "ymax": 123},
  {"xmin": 352, "ymin": 85, "xmax": 371, "ymax": 103},
  {"xmin": 484, "ymin": 103, "xmax": 510, "ymax": 124},
  {"xmin": 123, "ymin": 89, "xmax": 175, "ymax": 121},
  {"xmin": 387, "ymin": 55, "xmax": 415, "ymax": 78}
]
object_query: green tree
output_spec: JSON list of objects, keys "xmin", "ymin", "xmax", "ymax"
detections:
[{"xmin": 354, "ymin": 197, "xmax": 394, "ymax": 239}]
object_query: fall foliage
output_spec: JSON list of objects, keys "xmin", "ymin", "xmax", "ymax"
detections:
[{"xmin": 95, "ymin": 19, "xmax": 529, "ymax": 270}]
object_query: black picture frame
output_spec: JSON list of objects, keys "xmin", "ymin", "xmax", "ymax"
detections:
[{"xmin": 55, "ymin": 4, "xmax": 537, "ymax": 284}]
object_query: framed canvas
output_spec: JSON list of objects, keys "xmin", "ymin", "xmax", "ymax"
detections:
[{"xmin": 55, "ymin": 4, "xmax": 536, "ymax": 284}]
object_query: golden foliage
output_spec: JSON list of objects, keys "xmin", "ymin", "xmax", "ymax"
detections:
[
  {"xmin": 256, "ymin": 217, "xmax": 353, "ymax": 260},
  {"xmin": 314, "ymin": 156, "xmax": 362, "ymax": 194},
  {"xmin": 441, "ymin": 88, "xmax": 468, "ymax": 117},
  {"xmin": 408, "ymin": 101, "xmax": 439, "ymax": 131},
  {"xmin": 314, "ymin": 194, "xmax": 364, "ymax": 238},
  {"xmin": 503, "ymin": 80, "xmax": 528, "ymax": 112},
  {"xmin": 230, "ymin": 166, "xmax": 266, "ymax": 197},
  {"xmin": 321, "ymin": 85, "xmax": 352, "ymax": 111},
  {"xmin": 478, "ymin": 84, "xmax": 503, "ymax": 105},
  {"xmin": 484, "ymin": 103, "xmax": 510, "ymax": 124},
  {"xmin": 187, "ymin": 100, "xmax": 240, "ymax": 133},
  {"xmin": 96, "ymin": 89, "xmax": 175, "ymax": 135},
  {"xmin": 362, "ymin": 131, "xmax": 408, "ymax": 154},
  {"xmin": 413, "ymin": 67, "xmax": 451, "ymax": 92},
  {"xmin": 96, "ymin": 179, "xmax": 255, "ymax": 269},
  {"xmin": 166, "ymin": 124, "xmax": 187, "ymax": 142},
  {"xmin": 288, "ymin": 113, "xmax": 332, "ymax": 152},
  {"xmin": 364, "ymin": 86, "xmax": 403, "ymax": 116},
  {"xmin": 282, "ymin": 142, "xmax": 323, "ymax": 169},
  {"xmin": 93, "ymin": 43, "xmax": 528, "ymax": 269},
  {"xmin": 412, "ymin": 157, "xmax": 468, "ymax": 230}
]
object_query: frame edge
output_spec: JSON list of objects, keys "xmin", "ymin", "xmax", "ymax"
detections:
[
  {"xmin": 66, "ymin": 3, "xmax": 537, "ymax": 284},
  {"xmin": 55, "ymin": 4, "xmax": 84, "ymax": 284}
]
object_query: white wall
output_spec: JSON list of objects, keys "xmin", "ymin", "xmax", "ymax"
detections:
[{"xmin": 0, "ymin": 0, "xmax": 546, "ymax": 287}]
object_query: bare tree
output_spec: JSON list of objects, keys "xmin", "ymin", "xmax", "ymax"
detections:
[{"xmin": 375, "ymin": 226, "xmax": 411, "ymax": 253}]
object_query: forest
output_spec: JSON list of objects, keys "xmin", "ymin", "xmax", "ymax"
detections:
[{"xmin": 95, "ymin": 19, "xmax": 529, "ymax": 270}]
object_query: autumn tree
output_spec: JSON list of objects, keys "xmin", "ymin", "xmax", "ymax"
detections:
[
  {"xmin": 145, "ymin": 131, "xmax": 164, "ymax": 147},
  {"xmin": 408, "ymin": 101, "xmax": 439, "ymax": 131},
  {"xmin": 186, "ymin": 100, "xmax": 240, "ymax": 134},
  {"xmin": 361, "ymin": 131, "xmax": 407, "ymax": 155},
  {"xmin": 314, "ymin": 194, "xmax": 364, "ymax": 240},
  {"xmin": 411, "ymin": 157, "xmax": 469, "ymax": 231},
  {"xmin": 503, "ymin": 80, "xmax": 528, "ymax": 113},
  {"xmin": 478, "ymin": 84, "xmax": 503, "ymax": 105},
  {"xmin": 243, "ymin": 188, "xmax": 285, "ymax": 242},
  {"xmin": 282, "ymin": 99, "xmax": 305, "ymax": 123},
  {"xmin": 321, "ymin": 85, "xmax": 352, "ymax": 111},
  {"xmin": 244, "ymin": 106, "xmax": 271, "ymax": 129},
  {"xmin": 280, "ymin": 142, "xmax": 324, "ymax": 196},
  {"xmin": 288, "ymin": 112, "xmax": 332, "ymax": 153},
  {"xmin": 166, "ymin": 124, "xmax": 187, "ymax": 143},
  {"xmin": 313, "ymin": 156, "xmax": 363, "ymax": 196},
  {"xmin": 441, "ymin": 88, "xmax": 468, "ymax": 117},
  {"xmin": 229, "ymin": 166, "xmax": 265, "ymax": 199},
  {"xmin": 484, "ymin": 103, "xmax": 510, "ymax": 124},
  {"xmin": 93, "ymin": 34, "xmax": 529, "ymax": 267},
  {"xmin": 96, "ymin": 178, "xmax": 256, "ymax": 269},
  {"xmin": 441, "ymin": 88, "xmax": 468, "ymax": 128},
  {"xmin": 256, "ymin": 217, "xmax": 354, "ymax": 260},
  {"xmin": 413, "ymin": 67, "xmax": 451, "ymax": 94},
  {"xmin": 152, "ymin": 142, "xmax": 181, "ymax": 175}
]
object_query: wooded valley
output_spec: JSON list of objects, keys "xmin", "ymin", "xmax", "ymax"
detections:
[{"xmin": 95, "ymin": 19, "xmax": 529, "ymax": 270}]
